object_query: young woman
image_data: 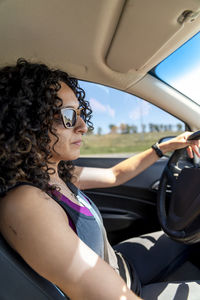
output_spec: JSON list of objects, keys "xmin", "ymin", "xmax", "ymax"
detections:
[{"xmin": 0, "ymin": 59, "xmax": 199, "ymax": 300}]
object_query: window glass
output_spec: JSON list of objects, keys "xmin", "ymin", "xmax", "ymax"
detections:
[
  {"xmin": 151, "ymin": 31, "xmax": 200, "ymax": 105},
  {"xmin": 79, "ymin": 81, "xmax": 184, "ymax": 156}
]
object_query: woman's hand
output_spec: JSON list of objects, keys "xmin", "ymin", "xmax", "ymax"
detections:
[{"xmin": 160, "ymin": 131, "xmax": 200, "ymax": 158}]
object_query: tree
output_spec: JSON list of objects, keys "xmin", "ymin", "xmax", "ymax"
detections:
[
  {"xmin": 176, "ymin": 123, "xmax": 182, "ymax": 131},
  {"xmin": 168, "ymin": 124, "xmax": 172, "ymax": 131},
  {"xmin": 126, "ymin": 125, "xmax": 131, "ymax": 134},
  {"xmin": 149, "ymin": 123, "xmax": 154, "ymax": 132},
  {"xmin": 119, "ymin": 123, "xmax": 131, "ymax": 134},
  {"xmin": 119, "ymin": 123, "xmax": 126, "ymax": 134},
  {"xmin": 141, "ymin": 124, "xmax": 146, "ymax": 133},
  {"xmin": 159, "ymin": 124, "xmax": 164, "ymax": 132},
  {"xmin": 130, "ymin": 125, "xmax": 137, "ymax": 133},
  {"xmin": 109, "ymin": 124, "xmax": 118, "ymax": 134},
  {"xmin": 163, "ymin": 125, "xmax": 168, "ymax": 132},
  {"xmin": 154, "ymin": 124, "xmax": 160, "ymax": 132},
  {"xmin": 86, "ymin": 127, "xmax": 93, "ymax": 135},
  {"xmin": 97, "ymin": 127, "xmax": 102, "ymax": 135}
]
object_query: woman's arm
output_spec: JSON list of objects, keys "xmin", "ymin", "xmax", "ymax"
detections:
[
  {"xmin": 0, "ymin": 185, "xmax": 141, "ymax": 300},
  {"xmin": 74, "ymin": 132, "xmax": 200, "ymax": 190}
]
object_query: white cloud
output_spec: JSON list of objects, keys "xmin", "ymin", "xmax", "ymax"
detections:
[
  {"xmin": 90, "ymin": 98, "xmax": 106, "ymax": 112},
  {"xmin": 129, "ymin": 101, "xmax": 151, "ymax": 120},
  {"xmin": 90, "ymin": 98, "xmax": 115, "ymax": 117}
]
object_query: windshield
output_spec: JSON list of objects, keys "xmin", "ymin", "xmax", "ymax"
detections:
[{"xmin": 151, "ymin": 31, "xmax": 200, "ymax": 105}]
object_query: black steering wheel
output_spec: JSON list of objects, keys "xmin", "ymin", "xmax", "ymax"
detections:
[{"xmin": 157, "ymin": 131, "xmax": 200, "ymax": 244}]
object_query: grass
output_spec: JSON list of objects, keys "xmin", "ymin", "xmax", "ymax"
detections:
[{"xmin": 80, "ymin": 131, "xmax": 181, "ymax": 155}]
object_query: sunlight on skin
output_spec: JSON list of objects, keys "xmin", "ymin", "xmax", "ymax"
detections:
[
  {"xmin": 120, "ymin": 286, "xmax": 128, "ymax": 299},
  {"xmin": 79, "ymin": 242, "xmax": 98, "ymax": 268},
  {"xmin": 67, "ymin": 239, "xmax": 98, "ymax": 280},
  {"xmin": 79, "ymin": 167, "xmax": 116, "ymax": 189},
  {"xmin": 65, "ymin": 241, "xmax": 140, "ymax": 299},
  {"xmin": 123, "ymin": 286, "xmax": 127, "ymax": 292}
]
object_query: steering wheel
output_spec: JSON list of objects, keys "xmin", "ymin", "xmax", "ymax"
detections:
[{"xmin": 157, "ymin": 131, "xmax": 200, "ymax": 244}]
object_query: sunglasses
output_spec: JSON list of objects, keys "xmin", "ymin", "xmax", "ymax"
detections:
[{"xmin": 60, "ymin": 107, "xmax": 85, "ymax": 128}]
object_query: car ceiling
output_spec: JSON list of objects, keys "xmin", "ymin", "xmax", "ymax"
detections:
[{"xmin": 1, "ymin": 0, "xmax": 200, "ymax": 128}]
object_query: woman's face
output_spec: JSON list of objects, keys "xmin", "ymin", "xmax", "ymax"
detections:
[{"xmin": 49, "ymin": 82, "xmax": 88, "ymax": 163}]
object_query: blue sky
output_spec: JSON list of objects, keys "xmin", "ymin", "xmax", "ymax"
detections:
[
  {"xmin": 155, "ymin": 31, "xmax": 200, "ymax": 104},
  {"xmin": 80, "ymin": 80, "xmax": 182, "ymax": 134},
  {"xmin": 79, "ymin": 31, "xmax": 200, "ymax": 134}
]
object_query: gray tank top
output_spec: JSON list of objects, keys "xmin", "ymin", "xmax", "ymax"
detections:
[{"xmin": 51, "ymin": 187, "xmax": 104, "ymax": 258}]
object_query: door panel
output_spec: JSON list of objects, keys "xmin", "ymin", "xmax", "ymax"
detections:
[{"xmin": 75, "ymin": 156, "xmax": 168, "ymax": 245}]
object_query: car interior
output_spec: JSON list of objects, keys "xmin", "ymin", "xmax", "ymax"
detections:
[{"xmin": 0, "ymin": 0, "xmax": 200, "ymax": 299}]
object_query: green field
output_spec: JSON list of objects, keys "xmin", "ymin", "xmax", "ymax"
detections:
[{"xmin": 80, "ymin": 131, "xmax": 181, "ymax": 155}]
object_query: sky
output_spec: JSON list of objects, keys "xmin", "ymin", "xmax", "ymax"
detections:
[
  {"xmin": 155, "ymin": 31, "xmax": 200, "ymax": 104},
  {"xmin": 80, "ymin": 81, "xmax": 182, "ymax": 134},
  {"xmin": 79, "ymin": 31, "xmax": 200, "ymax": 134}
]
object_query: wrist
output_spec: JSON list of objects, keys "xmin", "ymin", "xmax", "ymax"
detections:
[
  {"xmin": 158, "ymin": 140, "xmax": 174, "ymax": 154},
  {"xmin": 151, "ymin": 143, "xmax": 164, "ymax": 158}
]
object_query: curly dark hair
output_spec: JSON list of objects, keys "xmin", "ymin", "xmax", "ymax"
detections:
[{"xmin": 0, "ymin": 58, "xmax": 93, "ymax": 195}]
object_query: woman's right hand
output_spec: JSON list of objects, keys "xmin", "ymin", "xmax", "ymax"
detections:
[{"xmin": 159, "ymin": 131, "xmax": 200, "ymax": 158}]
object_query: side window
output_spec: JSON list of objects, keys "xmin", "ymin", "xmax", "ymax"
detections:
[{"xmin": 79, "ymin": 81, "xmax": 184, "ymax": 156}]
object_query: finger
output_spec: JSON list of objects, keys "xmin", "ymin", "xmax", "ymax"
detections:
[
  {"xmin": 191, "ymin": 145, "xmax": 200, "ymax": 157},
  {"xmin": 186, "ymin": 139, "xmax": 199, "ymax": 148},
  {"xmin": 186, "ymin": 146, "xmax": 194, "ymax": 158}
]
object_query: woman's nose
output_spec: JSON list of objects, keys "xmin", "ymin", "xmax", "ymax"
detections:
[{"xmin": 74, "ymin": 116, "xmax": 88, "ymax": 134}]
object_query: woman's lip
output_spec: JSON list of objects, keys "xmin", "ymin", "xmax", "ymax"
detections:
[{"xmin": 72, "ymin": 140, "xmax": 82, "ymax": 146}]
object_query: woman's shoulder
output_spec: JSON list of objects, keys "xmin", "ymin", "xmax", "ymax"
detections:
[
  {"xmin": 0, "ymin": 183, "xmax": 55, "ymax": 212},
  {"xmin": 0, "ymin": 184, "xmax": 69, "ymax": 242}
]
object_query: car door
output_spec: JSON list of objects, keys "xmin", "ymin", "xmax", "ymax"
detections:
[{"xmin": 76, "ymin": 81, "xmax": 185, "ymax": 245}]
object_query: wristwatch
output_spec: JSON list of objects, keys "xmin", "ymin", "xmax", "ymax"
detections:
[{"xmin": 151, "ymin": 142, "xmax": 164, "ymax": 158}]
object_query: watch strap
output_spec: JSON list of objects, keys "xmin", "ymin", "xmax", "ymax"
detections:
[{"xmin": 151, "ymin": 142, "xmax": 164, "ymax": 158}]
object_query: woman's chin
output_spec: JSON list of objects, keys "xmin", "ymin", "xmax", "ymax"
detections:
[
  {"xmin": 50, "ymin": 150, "xmax": 81, "ymax": 162},
  {"xmin": 64, "ymin": 150, "xmax": 81, "ymax": 161}
]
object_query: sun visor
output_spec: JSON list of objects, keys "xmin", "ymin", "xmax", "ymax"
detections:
[{"xmin": 106, "ymin": 0, "xmax": 200, "ymax": 73}]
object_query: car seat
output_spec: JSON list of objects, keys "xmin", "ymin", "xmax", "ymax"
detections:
[{"xmin": 0, "ymin": 234, "xmax": 69, "ymax": 299}]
